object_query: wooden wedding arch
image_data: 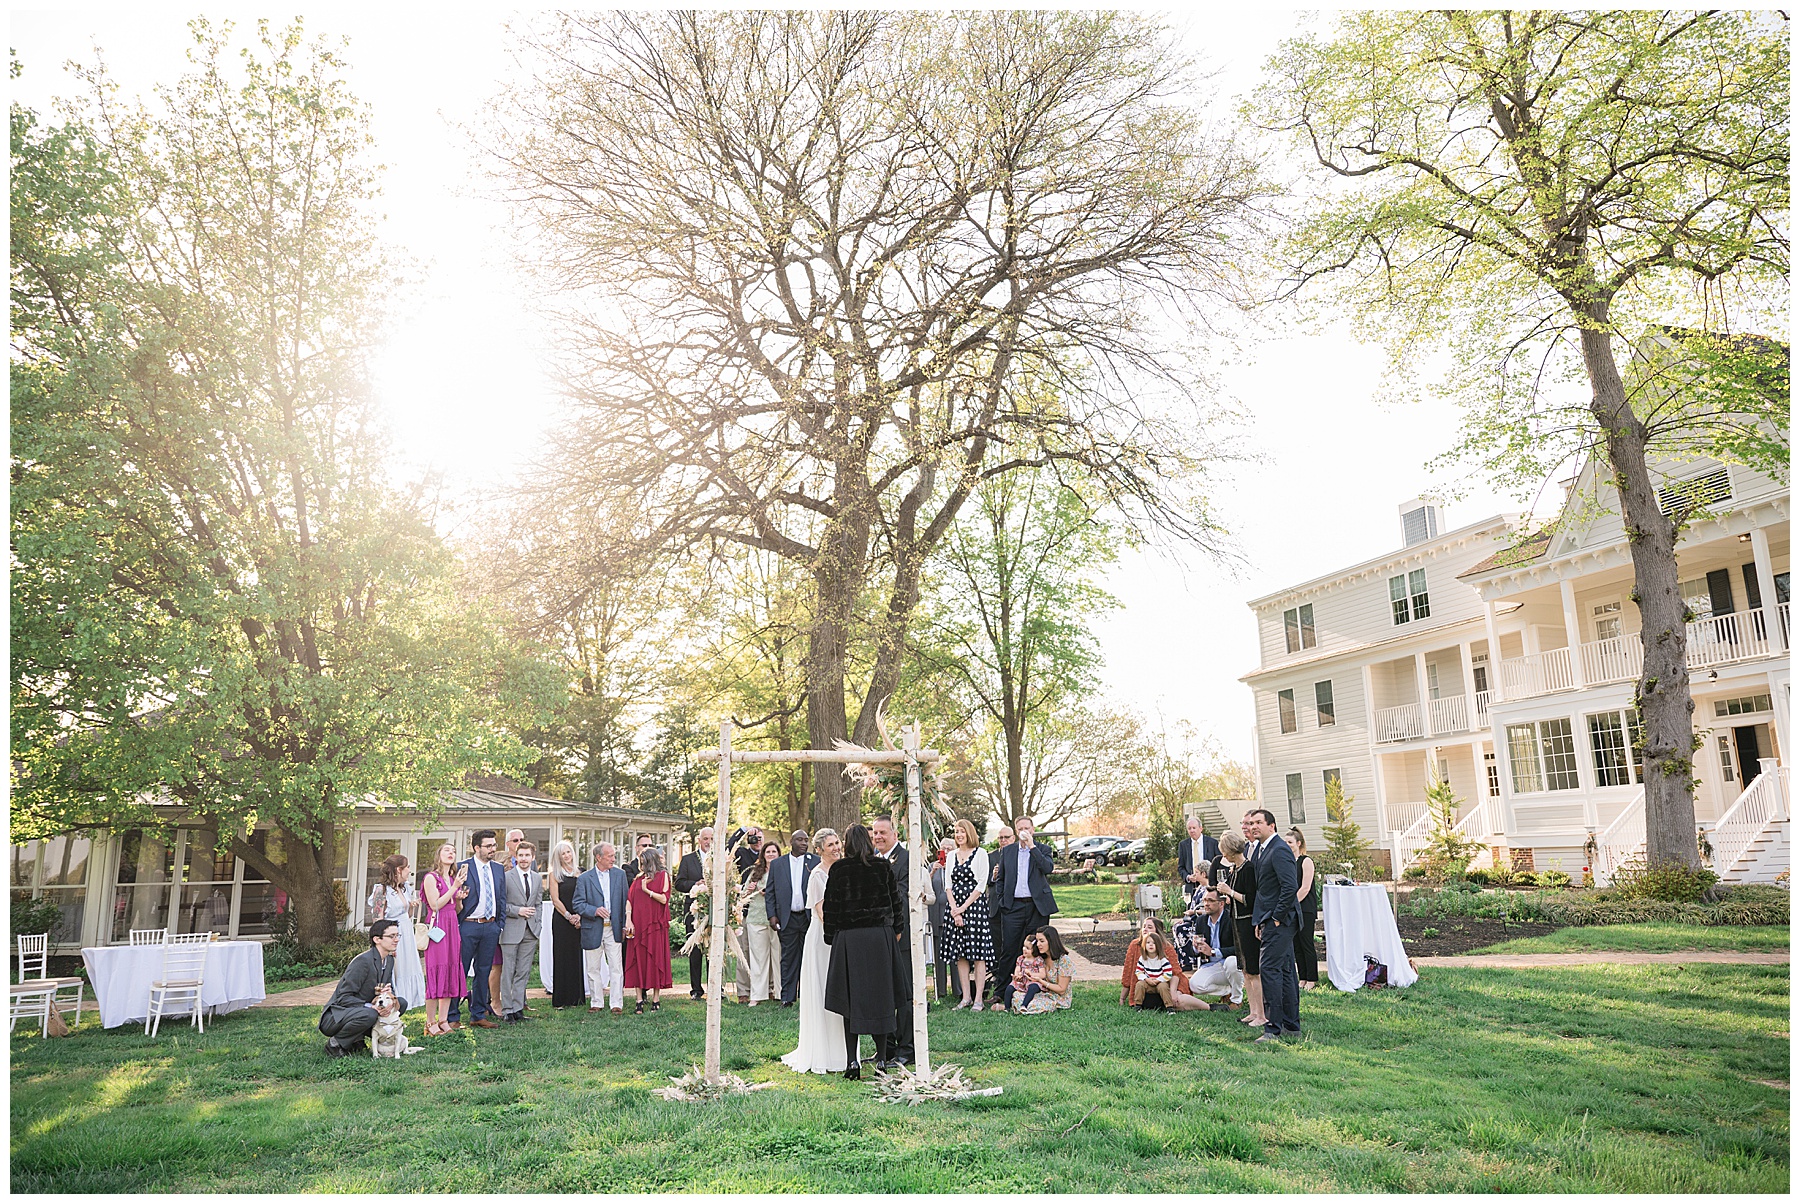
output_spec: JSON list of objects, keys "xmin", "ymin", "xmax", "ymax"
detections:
[{"xmin": 694, "ymin": 720, "xmax": 939, "ymax": 1084}]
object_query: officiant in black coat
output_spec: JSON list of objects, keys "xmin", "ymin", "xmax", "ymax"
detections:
[
  {"xmin": 868, "ymin": 815, "xmax": 933, "ymax": 1064},
  {"xmin": 823, "ymin": 824, "xmax": 907, "ymax": 1077}
]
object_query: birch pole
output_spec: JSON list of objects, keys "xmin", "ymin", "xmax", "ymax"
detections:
[
  {"xmin": 704, "ymin": 720, "xmax": 732, "ymax": 1085},
  {"xmin": 905, "ymin": 722, "xmax": 931, "ymax": 1077}
]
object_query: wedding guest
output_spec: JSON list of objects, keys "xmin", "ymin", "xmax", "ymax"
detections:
[
  {"xmin": 623, "ymin": 847, "xmax": 673, "ymax": 1012},
  {"xmin": 419, "ymin": 842, "xmax": 466, "ymax": 1035},
  {"xmin": 319, "ymin": 919, "xmax": 407, "ymax": 1057},
  {"xmin": 993, "ymin": 928, "xmax": 1046, "ymax": 1012},
  {"xmin": 1177, "ymin": 815, "xmax": 1220, "ymax": 904},
  {"xmin": 993, "ymin": 816, "xmax": 1056, "ymax": 997},
  {"xmin": 1014, "ymin": 928, "xmax": 1075, "ymax": 1015},
  {"xmin": 452, "ymin": 829, "xmax": 507, "ymax": 1029},
  {"xmin": 1214, "ymin": 831, "xmax": 1266, "ymax": 1029},
  {"xmin": 575, "ymin": 842, "xmax": 629, "ymax": 1014},
  {"xmin": 1186, "ymin": 889, "xmax": 1245, "ymax": 1010},
  {"xmin": 623, "ymin": 832, "xmax": 656, "ymax": 880},
  {"xmin": 927, "ymin": 836, "xmax": 954, "ymax": 1003},
  {"xmin": 675, "ymin": 828, "xmax": 714, "ymax": 999},
  {"xmin": 942, "ymin": 819, "xmax": 993, "ymax": 1010},
  {"xmin": 366, "ymin": 853, "xmax": 424, "ymax": 1016},
  {"xmin": 730, "ymin": 826, "xmax": 764, "ymax": 1002},
  {"xmin": 767, "ymin": 830, "xmax": 817, "ymax": 1007},
  {"xmin": 1120, "ymin": 915, "xmax": 1198, "ymax": 1011},
  {"xmin": 499, "ymin": 841, "xmax": 542, "ymax": 1023},
  {"xmin": 868, "ymin": 814, "xmax": 932, "ymax": 1065},
  {"xmin": 490, "ymin": 827, "xmax": 524, "ymax": 1014},
  {"xmin": 1288, "ymin": 828, "xmax": 1320, "ymax": 990},
  {"xmin": 1246, "ymin": 809, "xmax": 1301, "ymax": 1042},
  {"xmin": 547, "ymin": 840, "xmax": 586, "ymax": 1010},
  {"xmin": 984, "ymin": 826, "xmax": 1013, "ymax": 1003},
  {"xmin": 741, "ymin": 840, "xmax": 783, "ymax": 1005},
  {"xmin": 823, "ymin": 824, "xmax": 906, "ymax": 1078},
  {"xmin": 1126, "ymin": 928, "xmax": 1181, "ymax": 1009}
]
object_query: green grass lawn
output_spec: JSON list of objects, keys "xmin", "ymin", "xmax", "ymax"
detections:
[
  {"xmin": 11, "ymin": 964, "xmax": 1787, "ymax": 1192},
  {"xmin": 1051, "ymin": 882, "xmax": 1133, "ymax": 917},
  {"xmin": 1470, "ymin": 923, "xmax": 1791, "ymax": 956}
]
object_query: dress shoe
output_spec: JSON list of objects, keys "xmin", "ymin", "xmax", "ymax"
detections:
[
  {"xmin": 472, "ymin": 1018, "xmax": 500, "ymax": 1029},
  {"xmin": 843, "ymin": 1061, "xmax": 861, "ymax": 1081},
  {"xmin": 875, "ymin": 1057, "xmax": 903, "ymax": 1071},
  {"xmin": 325, "ymin": 1040, "xmax": 347, "ymax": 1058},
  {"xmin": 1254, "ymin": 1032, "xmax": 1281, "ymax": 1044},
  {"xmin": 782, "ymin": 1000, "xmax": 794, "ymax": 1009},
  {"xmin": 611, "ymin": 1007, "xmax": 623, "ymax": 1015},
  {"xmin": 445, "ymin": 1021, "xmax": 463, "ymax": 1030}
]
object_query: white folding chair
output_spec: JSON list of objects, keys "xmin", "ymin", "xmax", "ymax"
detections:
[
  {"xmin": 145, "ymin": 933, "xmax": 211, "ymax": 1037},
  {"xmin": 129, "ymin": 928, "xmax": 169, "ymax": 946},
  {"xmin": 9, "ymin": 981, "xmax": 53, "ymax": 1036},
  {"xmin": 13, "ymin": 933, "xmax": 85, "ymax": 1030}
]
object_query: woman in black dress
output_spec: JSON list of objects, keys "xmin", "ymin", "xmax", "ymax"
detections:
[
  {"xmin": 822, "ymin": 824, "xmax": 905, "ymax": 1079},
  {"xmin": 548, "ymin": 840, "xmax": 586, "ymax": 1008},
  {"xmin": 1215, "ymin": 831, "xmax": 1266, "ymax": 1029},
  {"xmin": 1288, "ymin": 827, "xmax": 1320, "ymax": 989}
]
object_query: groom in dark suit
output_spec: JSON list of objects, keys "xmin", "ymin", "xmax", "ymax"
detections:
[
  {"xmin": 1246, "ymin": 808, "xmax": 1301, "ymax": 1042},
  {"xmin": 869, "ymin": 815, "xmax": 933, "ymax": 1067}
]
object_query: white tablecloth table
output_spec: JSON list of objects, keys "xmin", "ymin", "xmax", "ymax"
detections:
[
  {"xmin": 1322, "ymin": 884, "xmax": 1418, "ymax": 992},
  {"xmin": 82, "ymin": 941, "xmax": 267, "ymax": 1029}
]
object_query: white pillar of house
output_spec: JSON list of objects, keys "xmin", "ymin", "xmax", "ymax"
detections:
[
  {"xmin": 1560, "ymin": 577, "xmax": 1587, "ymax": 689},
  {"xmin": 1483, "ymin": 598, "xmax": 1507, "ymax": 703},
  {"xmin": 1369, "ymin": 747, "xmax": 1395, "ymax": 867},
  {"xmin": 1750, "ymin": 526, "xmax": 1784, "ymax": 650},
  {"xmin": 1414, "ymin": 651, "xmax": 1433, "ymax": 737},
  {"xmin": 1458, "ymin": 639, "xmax": 1480, "ymax": 733},
  {"xmin": 1362, "ymin": 662, "xmax": 1380, "ymax": 740}
]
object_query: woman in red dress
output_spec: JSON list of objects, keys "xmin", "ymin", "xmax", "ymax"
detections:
[{"xmin": 622, "ymin": 847, "xmax": 673, "ymax": 1013}]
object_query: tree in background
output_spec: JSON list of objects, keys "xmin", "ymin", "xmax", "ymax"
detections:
[
  {"xmin": 636, "ymin": 703, "xmax": 715, "ymax": 833},
  {"xmin": 1320, "ymin": 776, "xmax": 1380, "ymax": 880},
  {"xmin": 1420, "ymin": 775, "xmax": 1488, "ymax": 880},
  {"xmin": 10, "ymin": 23, "xmax": 556, "ymax": 948},
  {"xmin": 1256, "ymin": 11, "xmax": 1788, "ymax": 871},
  {"xmin": 491, "ymin": 10, "xmax": 1263, "ymax": 832}
]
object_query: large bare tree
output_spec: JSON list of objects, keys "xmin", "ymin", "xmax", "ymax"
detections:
[{"xmin": 490, "ymin": 11, "xmax": 1264, "ymax": 831}]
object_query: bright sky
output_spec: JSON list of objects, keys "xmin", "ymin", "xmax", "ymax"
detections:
[{"xmin": 11, "ymin": 8, "xmax": 1525, "ymax": 767}]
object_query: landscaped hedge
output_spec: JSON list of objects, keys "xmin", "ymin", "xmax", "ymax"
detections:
[{"xmin": 1399, "ymin": 882, "xmax": 1790, "ymax": 927}]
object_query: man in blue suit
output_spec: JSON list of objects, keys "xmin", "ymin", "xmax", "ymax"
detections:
[
  {"xmin": 1178, "ymin": 815, "xmax": 1221, "ymax": 903},
  {"xmin": 1245, "ymin": 808, "xmax": 1301, "ymax": 1042},
  {"xmin": 450, "ymin": 829, "xmax": 508, "ymax": 1028},
  {"xmin": 993, "ymin": 816, "xmax": 1057, "ymax": 992},
  {"xmin": 573, "ymin": 841, "xmax": 629, "ymax": 1013},
  {"xmin": 765, "ymin": 830, "xmax": 817, "ymax": 1007}
]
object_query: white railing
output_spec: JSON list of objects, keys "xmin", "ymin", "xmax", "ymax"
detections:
[
  {"xmin": 1391, "ymin": 809, "xmax": 1433, "ymax": 875},
  {"xmin": 1593, "ymin": 788, "xmax": 1646, "ymax": 886},
  {"xmin": 1382, "ymin": 801, "xmax": 1429, "ymax": 836},
  {"xmin": 1374, "ymin": 703, "xmax": 1424, "ymax": 743},
  {"xmin": 1710, "ymin": 762, "xmax": 1789, "ymax": 878},
  {"xmin": 1454, "ymin": 800, "xmax": 1498, "ymax": 845},
  {"xmin": 1686, "ymin": 608, "xmax": 1771, "ymax": 669},
  {"xmin": 1499, "ymin": 646, "xmax": 1576, "ymax": 700},
  {"xmin": 1779, "ymin": 601, "xmax": 1790, "ymax": 649},
  {"xmin": 1580, "ymin": 634, "xmax": 1645, "ymax": 686},
  {"xmin": 1428, "ymin": 695, "xmax": 1469, "ymax": 736},
  {"xmin": 1474, "ymin": 690, "xmax": 1492, "ymax": 728}
]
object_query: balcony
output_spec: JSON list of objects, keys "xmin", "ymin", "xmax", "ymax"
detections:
[
  {"xmin": 1374, "ymin": 694, "xmax": 1474, "ymax": 743},
  {"xmin": 1501, "ymin": 605, "xmax": 1788, "ymax": 701}
]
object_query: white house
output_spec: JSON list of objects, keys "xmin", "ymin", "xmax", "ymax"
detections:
[{"xmin": 1244, "ymin": 467, "xmax": 1789, "ymax": 884}]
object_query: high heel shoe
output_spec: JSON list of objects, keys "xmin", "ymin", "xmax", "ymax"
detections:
[
  {"xmin": 650, "ymin": 1001, "xmax": 661, "ymax": 1012},
  {"xmin": 634, "ymin": 1001, "xmax": 645, "ymax": 1015}
]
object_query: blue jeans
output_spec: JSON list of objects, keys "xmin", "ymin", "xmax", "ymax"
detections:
[
  {"xmin": 451, "ymin": 920, "xmax": 500, "ymax": 1022},
  {"xmin": 1258, "ymin": 920, "xmax": 1300, "ymax": 1035}
]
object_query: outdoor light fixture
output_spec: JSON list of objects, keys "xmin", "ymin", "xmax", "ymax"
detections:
[{"xmin": 1738, "ymin": 533, "xmax": 1753, "ymax": 542}]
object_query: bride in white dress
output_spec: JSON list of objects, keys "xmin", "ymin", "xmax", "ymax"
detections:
[{"xmin": 781, "ymin": 829, "xmax": 846, "ymax": 1073}]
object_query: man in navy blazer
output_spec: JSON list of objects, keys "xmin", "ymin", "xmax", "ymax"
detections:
[
  {"xmin": 765, "ymin": 830, "xmax": 817, "ymax": 1007},
  {"xmin": 1245, "ymin": 808, "xmax": 1301, "ymax": 1041},
  {"xmin": 993, "ymin": 816, "xmax": 1057, "ymax": 993},
  {"xmin": 1177, "ymin": 816, "xmax": 1220, "ymax": 903},
  {"xmin": 451, "ymin": 829, "xmax": 508, "ymax": 1028},
  {"xmin": 573, "ymin": 841, "xmax": 629, "ymax": 1013}
]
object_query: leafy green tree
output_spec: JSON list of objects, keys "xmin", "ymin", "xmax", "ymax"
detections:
[
  {"xmin": 636, "ymin": 703, "xmax": 714, "ymax": 833},
  {"xmin": 1255, "ymin": 11, "xmax": 1788, "ymax": 870},
  {"xmin": 1421, "ymin": 777, "xmax": 1488, "ymax": 879},
  {"xmin": 10, "ymin": 23, "xmax": 557, "ymax": 948},
  {"xmin": 1320, "ymin": 776, "xmax": 1378, "ymax": 880}
]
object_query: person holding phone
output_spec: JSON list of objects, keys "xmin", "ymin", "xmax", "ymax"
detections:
[{"xmin": 420, "ymin": 842, "xmax": 467, "ymax": 1035}]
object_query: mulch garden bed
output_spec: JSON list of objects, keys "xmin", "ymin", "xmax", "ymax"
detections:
[{"xmin": 1063, "ymin": 917, "xmax": 1561, "ymax": 966}]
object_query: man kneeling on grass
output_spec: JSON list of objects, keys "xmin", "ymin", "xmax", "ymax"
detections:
[{"xmin": 319, "ymin": 918, "xmax": 409, "ymax": 1058}]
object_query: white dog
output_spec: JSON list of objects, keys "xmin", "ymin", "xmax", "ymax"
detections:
[{"xmin": 369, "ymin": 986, "xmax": 421, "ymax": 1058}]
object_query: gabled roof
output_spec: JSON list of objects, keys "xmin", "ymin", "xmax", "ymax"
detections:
[
  {"xmin": 1459, "ymin": 529, "xmax": 1554, "ymax": 577},
  {"xmin": 351, "ymin": 787, "xmax": 686, "ymax": 824}
]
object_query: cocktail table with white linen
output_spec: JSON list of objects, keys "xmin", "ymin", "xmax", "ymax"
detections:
[
  {"xmin": 82, "ymin": 940, "xmax": 267, "ymax": 1029},
  {"xmin": 1321, "ymin": 883, "xmax": 1419, "ymax": 991}
]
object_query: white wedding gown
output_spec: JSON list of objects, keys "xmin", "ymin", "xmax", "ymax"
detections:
[{"xmin": 780, "ymin": 865, "xmax": 846, "ymax": 1073}]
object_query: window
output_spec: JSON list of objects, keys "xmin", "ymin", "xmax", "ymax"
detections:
[
  {"xmin": 1657, "ymin": 466, "xmax": 1731, "ymax": 516},
  {"xmin": 1285, "ymin": 773, "xmax": 1305, "ymax": 824},
  {"xmin": 1680, "ymin": 577, "xmax": 1714, "ymax": 621},
  {"xmin": 1319, "ymin": 768, "xmax": 1340, "ymax": 815},
  {"xmin": 1425, "ymin": 662, "xmax": 1442, "ymax": 699},
  {"xmin": 1472, "ymin": 655, "xmax": 1490, "ymax": 695},
  {"xmin": 1592, "ymin": 600, "xmax": 1622, "ymax": 642},
  {"xmin": 1587, "ymin": 710, "xmax": 1644, "ymax": 787},
  {"xmin": 112, "ymin": 830, "xmax": 177, "ymax": 942},
  {"xmin": 1391, "ymin": 569, "xmax": 1430, "ymax": 623},
  {"xmin": 1283, "ymin": 604, "xmax": 1316, "ymax": 653},
  {"xmin": 1715, "ymin": 693, "xmax": 1773, "ymax": 717},
  {"xmin": 1718, "ymin": 733, "xmax": 1738, "ymax": 783},
  {"xmin": 1484, "ymin": 751, "xmax": 1501, "ymax": 799},
  {"xmin": 1277, "ymin": 689, "xmax": 1297, "ymax": 734},
  {"xmin": 1314, "ymin": 681, "xmax": 1335, "ymax": 726},
  {"xmin": 1506, "ymin": 718, "xmax": 1580, "ymax": 794},
  {"xmin": 14, "ymin": 834, "xmax": 94, "ymax": 945}
]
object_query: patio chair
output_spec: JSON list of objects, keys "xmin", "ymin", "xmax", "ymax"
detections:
[
  {"xmin": 13, "ymin": 933, "xmax": 85, "ymax": 1031},
  {"xmin": 129, "ymin": 928, "xmax": 169, "ymax": 946},
  {"xmin": 145, "ymin": 932, "xmax": 212, "ymax": 1037}
]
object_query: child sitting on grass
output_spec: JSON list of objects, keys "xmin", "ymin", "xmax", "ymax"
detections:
[{"xmin": 993, "ymin": 938, "xmax": 1047, "ymax": 1012}]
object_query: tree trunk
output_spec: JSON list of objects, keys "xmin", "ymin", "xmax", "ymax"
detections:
[
  {"xmin": 225, "ymin": 819, "xmax": 343, "ymax": 950},
  {"xmin": 1577, "ymin": 321, "xmax": 1700, "ymax": 870},
  {"xmin": 807, "ymin": 560, "xmax": 858, "ymax": 834}
]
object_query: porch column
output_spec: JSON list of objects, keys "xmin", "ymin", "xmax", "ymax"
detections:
[
  {"xmin": 1458, "ymin": 639, "xmax": 1481, "ymax": 732},
  {"xmin": 1362, "ymin": 662, "xmax": 1379, "ymax": 742},
  {"xmin": 1370, "ymin": 748, "xmax": 1395, "ymax": 870},
  {"xmin": 1414, "ymin": 651, "xmax": 1432, "ymax": 736},
  {"xmin": 1483, "ymin": 598, "xmax": 1507, "ymax": 702},
  {"xmin": 1560, "ymin": 577, "xmax": 1587, "ymax": 688},
  {"xmin": 1750, "ymin": 526, "xmax": 1784, "ymax": 650}
]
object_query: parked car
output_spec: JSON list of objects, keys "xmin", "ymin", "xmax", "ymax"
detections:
[
  {"xmin": 1065, "ymin": 835, "xmax": 1125, "ymax": 865},
  {"xmin": 1119, "ymin": 838, "xmax": 1149, "ymax": 864}
]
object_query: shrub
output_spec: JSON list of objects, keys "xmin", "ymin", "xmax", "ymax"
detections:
[
  {"xmin": 1321, "ymin": 776, "xmax": 1379, "ymax": 879},
  {"xmin": 1512, "ymin": 871, "xmax": 1540, "ymax": 888},
  {"xmin": 1608, "ymin": 860, "xmax": 1717, "ymax": 904},
  {"xmin": 1403, "ymin": 864, "xmax": 1427, "ymax": 881},
  {"xmin": 1464, "ymin": 868, "xmax": 1491, "ymax": 886},
  {"xmin": 1539, "ymin": 870, "xmax": 1572, "ymax": 890},
  {"xmin": 10, "ymin": 893, "xmax": 63, "ymax": 941}
]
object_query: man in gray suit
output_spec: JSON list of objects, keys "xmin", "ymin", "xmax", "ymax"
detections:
[
  {"xmin": 499, "ymin": 841, "xmax": 543, "ymax": 1023},
  {"xmin": 318, "ymin": 919, "xmax": 406, "ymax": 1057},
  {"xmin": 573, "ymin": 841, "xmax": 629, "ymax": 1014}
]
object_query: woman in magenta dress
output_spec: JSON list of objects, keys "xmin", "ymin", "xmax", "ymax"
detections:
[
  {"xmin": 622, "ymin": 847, "xmax": 673, "ymax": 1013},
  {"xmin": 420, "ymin": 842, "xmax": 468, "ymax": 1035}
]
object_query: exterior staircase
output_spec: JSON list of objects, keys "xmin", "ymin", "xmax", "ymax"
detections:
[{"xmin": 1712, "ymin": 762, "xmax": 1791, "ymax": 886}]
